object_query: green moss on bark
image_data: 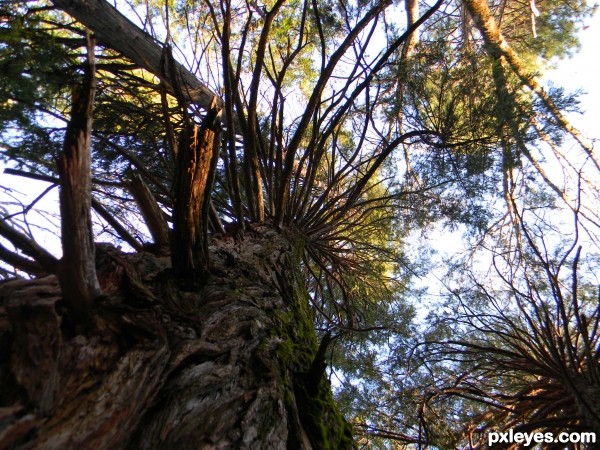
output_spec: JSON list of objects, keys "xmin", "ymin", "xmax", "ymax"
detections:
[
  {"xmin": 269, "ymin": 243, "xmax": 355, "ymax": 449},
  {"xmin": 294, "ymin": 377, "xmax": 355, "ymax": 449}
]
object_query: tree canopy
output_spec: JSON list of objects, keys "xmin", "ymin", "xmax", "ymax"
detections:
[{"xmin": 1, "ymin": 0, "xmax": 599, "ymax": 447}]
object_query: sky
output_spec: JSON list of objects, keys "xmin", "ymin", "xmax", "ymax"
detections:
[{"xmin": 546, "ymin": 8, "xmax": 600, "ymax": 141}]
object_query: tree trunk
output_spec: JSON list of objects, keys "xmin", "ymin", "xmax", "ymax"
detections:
[
  {"xmin": 0, "ymin": 224, "xmax": 353, "ymax": 449},
  {"xmin": 461, "ymin": 0, "xmax": 599, "ymax": 172}
]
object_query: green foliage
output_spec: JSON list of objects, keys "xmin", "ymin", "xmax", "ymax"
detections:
[
  {"xmin": 0, "ymin": 3, "xmax": 71, "ymax": 132},
  {"xmin": 496, "ymin": 0, "xmax": 593, "ymax": 61}
]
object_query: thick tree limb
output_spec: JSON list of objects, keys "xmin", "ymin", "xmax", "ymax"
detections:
[
  {"xmin": 0, "ymin": 218, "xmax": 59, "ymax": 273},
  {"xmin": 0, "ymin": 243, "xmax": 44, "ymax": 276},
  {"xmin": 57, "ymin": 34, "xmax": 100, "ymax": 328},
  {"xmin": 52, "ymin": 0, "xmax": 220, "ymax": 112}
]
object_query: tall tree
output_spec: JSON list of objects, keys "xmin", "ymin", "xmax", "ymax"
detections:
[{"xmin": 0, "ymin": 0, "xmax": 596, "ymax": 448}]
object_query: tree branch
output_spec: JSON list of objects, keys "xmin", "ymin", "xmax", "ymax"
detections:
[
  {"xmin": 90, "ymin": 198, "xmax": 144, "ymax": 251},
  {"xmin": 0, "ymin": 243, "xmax": 45, "ymax": 276},
  {"xmin": 52, "ymin": 0, "xmax": 220, "ymax": 112},
  {"xmin": 0, "ymin": 218, "xmax": 58, "ymax": 273},
  {"xmin": 125, "ymin": 173, "xmax": 170, "ymax": 254}
]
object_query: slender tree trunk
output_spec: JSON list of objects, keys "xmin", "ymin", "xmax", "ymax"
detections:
[
  {"xmin": 462, "ymin": 0, "xmax": 599, "ymax": 172},
  {"xmin": 0, "ymin": 224, "xmax": 353, "ymax": 449}
]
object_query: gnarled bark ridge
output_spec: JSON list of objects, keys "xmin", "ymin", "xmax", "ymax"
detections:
[{"xmin": 0, "ymin": 224, "xmax": 353, "ymax": 449}]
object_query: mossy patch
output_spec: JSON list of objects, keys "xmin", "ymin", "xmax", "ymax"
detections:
[
  {"xmin": 294, "ymin": 376, "xmax": 355, "ymax": 449},
  {"xmin": 268, "ymin": 247, "xmax": 355, "ymax": 449}
]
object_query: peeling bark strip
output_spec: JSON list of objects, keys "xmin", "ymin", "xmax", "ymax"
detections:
[
  {"xmin": 51, "ymin": 0, "xmax": 219, "ymax": 112},
  {"xmin": 57, "ymin": 34, "xmax": 100, "ymax": 328},
  {"xmin": 0, "ymin": 225, "xmax": 354, "ymax": 449},
  {"xmin": 171, "ymin": 101, "xmax": 221, "ymax": 285}
]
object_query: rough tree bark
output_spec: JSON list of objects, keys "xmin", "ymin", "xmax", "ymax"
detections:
[{"xmin": 0, "ymin": 224, "xmax": 354, "ymax": 449}]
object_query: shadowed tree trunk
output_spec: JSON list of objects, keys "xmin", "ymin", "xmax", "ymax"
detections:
[{"xmin": 0, "ymin": 224, "xmax": 353, "ymax": 449}]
